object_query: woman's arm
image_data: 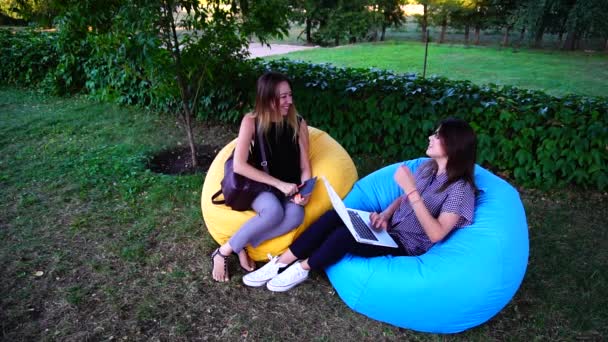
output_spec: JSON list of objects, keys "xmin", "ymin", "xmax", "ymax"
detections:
[
  {"xmin": 297, "ymin": 118, "xmax": 312, "ymax": 182},
  {"xmin": 394, "ymin": 165, "xmax": 460, "ymax": 242},
  {"xmin": 291, "ymin": 119, "xmax": 312, "ymax": 206},
  {"xmin": 233, "ymin": 115, "xmax": 298, "ymax": 196}
]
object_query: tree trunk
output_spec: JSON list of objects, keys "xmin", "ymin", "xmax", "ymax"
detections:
[
  {"xmin": 519, "ymin": 26, "xmax": 525, "ymax": 42},
  {"xmin": 164, "ymin": 2, "xmax": 198, "ymax": 168},
  {"xmin": 563, "ymin": 31, "xmax": 577, "ymax": 51},
  {"xmin": 182, "ymin": 106, "xmax": 197, "ymax": 169},
  {"xmin": 557, "ymin": 16, "xmax": 569, "ymax": 49},
  {"xmin": 439, "ymin": 19, "xmax": 447, "ymax": 43},
  {"xmin": 421, "ymin": 4, "xmax": 428, "ymax": 42},
  {"xmin": 534, "ymin": 28, "xmax": 544, "ymax": 48},
  {"xmin": 474, "ymin": 26, "xmax": 480, "ymax": 45},
  {"xmin": 305, "ymin": 18, "xmax": 312, "ymax": 44},
  {"xmin": 464, "ymin": 25, "xmax": 470, "ymax": 45},
  {"xmin": 381, "ymin": 24, "xmax": 386, "ymax": 41},
  {"xmin": 502, "ymin": 26, "xmax": 510, "ymax": 47}
]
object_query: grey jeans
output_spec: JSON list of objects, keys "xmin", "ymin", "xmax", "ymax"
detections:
[{"xmin": 228, "ymin": 191, "xmax": 304, "ymax": 253}]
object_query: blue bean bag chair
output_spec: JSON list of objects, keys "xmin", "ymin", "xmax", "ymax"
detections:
[{"xmin": 325, "ymin": 158, "xmax": 529, "ymax": 333}]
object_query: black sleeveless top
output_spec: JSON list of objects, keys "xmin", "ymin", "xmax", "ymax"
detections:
[{"xmin": 249, "ymin": 118, "xmax": 302, "ymax": 186}]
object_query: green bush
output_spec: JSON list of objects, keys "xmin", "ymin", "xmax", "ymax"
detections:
[
  {"xmin": 0, "ymin": 29, "xmax": 58, "ymax": 87},
  {"xmin": 1, "ymin": 30, "xmax": 606, "ymax": 190},
  {"xmin": 253, "ymin": 59, "xmax": 608, "ymax": 190}
]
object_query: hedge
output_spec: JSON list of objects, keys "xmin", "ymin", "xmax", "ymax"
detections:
[
  {"xmin": 253, "ymin": 59, "xmax": 608, "ymax": 190},
  {"xmin": 1, "ymin": 29, "xmax": 606, "ymax": 190}
]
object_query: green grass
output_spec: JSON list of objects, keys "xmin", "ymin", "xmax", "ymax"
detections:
[
  {"xmin": 268, "ymin": 40, "xmax": 608, "ymax": 97},
  {"xmin": 1, "ymin": 87, "xmax": 607, "ymax": 340}
]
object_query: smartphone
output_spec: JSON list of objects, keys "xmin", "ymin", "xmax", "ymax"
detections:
[{"xmin": 290, "ymin": 177, "xmax": 317, "ymax": 199}]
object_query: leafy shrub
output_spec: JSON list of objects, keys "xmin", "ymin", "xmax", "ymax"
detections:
[
  {"xmin": 0, "ymin": 29, "xmax": 58, "ymax": 87},
  {"xmin": 1, "ymin": 30, "xmax": 605, "ymax": 190},
  {"xmin": 251, "ymin": 59, "xmax": 608, "ymax": 190}
]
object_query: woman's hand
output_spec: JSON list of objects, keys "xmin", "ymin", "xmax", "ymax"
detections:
[
  {"xmin": 369, "ymin": 211, "xmax": 391, "ymax": 230},
  {"xmin": 394, "ymin": 165, "xmax": 417, "ymax": 194},
  {"xmin": 276, "ymin": 181, "xmax": 298, "ymax": 197},
  {"xmin": 290, "ymin": 193, "xmax": 310, "ymax": 206}
]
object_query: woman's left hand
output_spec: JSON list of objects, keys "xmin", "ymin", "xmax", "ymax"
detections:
[
  {"xmin": 291, "ymin": 193, "xmax": 310, "ymax": 206},
  {"xmin": 394, "ymin": 165, "xmax": 416, "ymax": 194}
]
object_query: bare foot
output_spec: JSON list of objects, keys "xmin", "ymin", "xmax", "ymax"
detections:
[
  {"xmin": 211, "ymin": 249, "xmax": 229, "ymax": 282},
  {"xmin": 237, "ymin": 249, "xmax": 255, "ymax": 272}
]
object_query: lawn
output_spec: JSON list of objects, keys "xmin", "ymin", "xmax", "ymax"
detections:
[
  {"xmin": 1, "ymin": 87, "xmax": 607, "ymax": 340},
  {"xmin": 268, "ymin": 40, "xmax": 608, "ymax": 97}
]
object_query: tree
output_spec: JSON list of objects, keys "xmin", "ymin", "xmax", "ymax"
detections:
[
  {"xmin": 464, "ymin": 0, "xmax": 493, "ymax": 45},
  {"xmin": 311, "ymin": 0, "xmax": 376, "ymax": 46},
  {"xmin": 413, "ymin": 0, "xmax": 461, "ymax": 43},
  {"xmin": 488, "ymin": 0, "xmax": 522, "ymax": 46},
  {"xmin": 428, "ymin": 0, "xmax": 460, "ymax": 43},
  {"xmin": 588, "ymin": 0, "xmax": 608, "ymax": 51},
  {"xmin": 151, "ymin": 0, "xmax": 290, "ymax": 167},
  {"xmin": 517, "ymin": 0, "xmax": 572, "ymax": 48},
  {"xmin": 47, "ymin": 0, "xmax": 290, "ymax": 168},
  {"xmin": 376, "ymin": 0, "xmax": 406, "ymax": 41},
  {"xmin": 412, "ymin": 0, "xmax": 433, "ymax": 42},
  {"xmin": 561, "ymin": 0, "xmax": 608, "ymax": 50},
  {"xmin": 450, "ymin": 2, "xmax": 474, "ymax": 44},
  {"xmin": 0, "ymin": 0, "xmax": 59, "ymax": 26},
  {"xmin": 290, "ymin": 0, "xmax": 324, "ymax": 44}
]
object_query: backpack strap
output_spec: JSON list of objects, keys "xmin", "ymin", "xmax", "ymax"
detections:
[
  {"xmin": 256, "ymin": 123, "xmax": 269, "ymax": 173},
  {"xmin": 211, "ymin": 119, "xmax": 270, "ymax": 207},
  {"xmin": 211, "ymin": 189, "xmax": 225, "ymax": 205}
]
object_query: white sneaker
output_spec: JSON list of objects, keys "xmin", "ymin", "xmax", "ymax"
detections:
[
  {"xmin": 266, "ymin": 261, "xmax": 309, "ymax": 292},
  {"xmin": 242, "ymin": 254, "xmax": 287, "ymax": 287}
]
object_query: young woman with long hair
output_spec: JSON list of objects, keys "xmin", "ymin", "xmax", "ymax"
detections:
[{"xmin": 211, "ymin": 72, "xmax": 312, "ymax": 282}]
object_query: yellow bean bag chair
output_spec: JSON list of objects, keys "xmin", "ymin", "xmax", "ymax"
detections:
[{"xmin": 201, "ymin": 126, "xmax": 358, "ymax": 261}]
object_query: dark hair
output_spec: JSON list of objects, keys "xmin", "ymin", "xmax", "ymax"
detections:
[{"xmin": 434, "ymin": 117, "xmax": 477, "ymax": 192}]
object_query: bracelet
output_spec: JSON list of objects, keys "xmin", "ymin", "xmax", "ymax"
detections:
[{"xmin": 406, "ymin": 189, "xmax": 418, "ymax": 198}]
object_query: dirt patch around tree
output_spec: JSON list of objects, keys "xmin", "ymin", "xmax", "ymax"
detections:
[
  {"xmin": 147, "ymin": 144, "xmax": 222, "ymax": 175},
  {"xmin": 146, "ymin": 120, "xmax": 239, "ymax": 175}
]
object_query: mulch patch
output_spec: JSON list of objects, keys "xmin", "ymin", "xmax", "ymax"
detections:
[{"xmin": 147, "ymin": 144, "xmax": 220, "ymax": 175}]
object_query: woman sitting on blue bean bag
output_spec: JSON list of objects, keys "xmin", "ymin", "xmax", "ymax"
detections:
[{"xmin": 243, "ymin": 117, "xmax": 477, "ymax": 291}]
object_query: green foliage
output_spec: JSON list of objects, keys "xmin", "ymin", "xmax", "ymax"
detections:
[
  {"xmin": 82, "ymin": 3, "xmax": 166, "ymax": 106},
  {"xmin": 252, "ymin": 58, "xmax": 608, "ymax": 190},
  {"xmin": 1, "ymin": 28, "xmax": 606, "ymax": 190},
  {"xmin": 300, "ymin": 0, "xmax": 380, "ymax": 46},
  {"xmin": 0, "ymin": 29, "xmax": 58, "ymax": 86},
  {"xmin": 238, "ymin": 0, "xmax": 292, "ymax": 43},
  {"xmin": 0, "ymin": 0, "xmax": 58, "ymax": 25},
  {"xmin": 50, "ymin": 11, "xmax": 93, "ymax": 94}
]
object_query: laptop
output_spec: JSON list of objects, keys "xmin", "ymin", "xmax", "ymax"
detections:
[{"xmin": 321, "ymin": 177, "xmax": 398, "ymax": 248}]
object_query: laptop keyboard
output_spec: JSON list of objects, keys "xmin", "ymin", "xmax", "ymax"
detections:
[{"xmin": 347, "ymin": 210, "xmax": 378, "ymax": 241}]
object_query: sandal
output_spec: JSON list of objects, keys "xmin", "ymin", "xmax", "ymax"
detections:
[
  {"xmin": 211, "ymin": 248, "xmax": 230, "ymax": 282},
  {"xmin": 235, "ymin": 247, "xmax": 256, "ymax": 273}
]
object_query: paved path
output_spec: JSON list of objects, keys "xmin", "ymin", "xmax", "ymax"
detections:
[{"xmin": 248, "ymin": 43, "xmax": 317, "ymax": 58}]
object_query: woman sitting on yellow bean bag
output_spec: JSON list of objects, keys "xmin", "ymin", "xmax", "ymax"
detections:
[{"xmin": 201, "ymin": 72, "xmax": 357, "ymax": 282}]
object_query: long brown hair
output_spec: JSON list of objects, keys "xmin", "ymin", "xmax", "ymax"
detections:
[
  {"xmin": 429, "ymin": 117, "xmax": 477, "ymax": 192},
  {"xmin": 252, "ymin": 72, "xmax": 299, "ymax": 141}
]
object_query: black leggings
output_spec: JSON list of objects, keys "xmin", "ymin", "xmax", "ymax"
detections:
[{"xmin": 289, "ymin": 210, "xmax": 409, "ymax": 270}]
